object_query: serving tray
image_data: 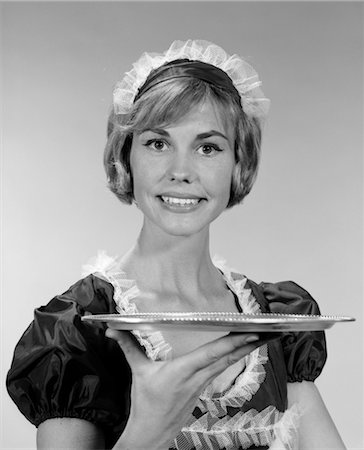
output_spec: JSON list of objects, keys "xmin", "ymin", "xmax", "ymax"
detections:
[{"xmin": 81, "ymin": 312, "xmax": 355, "ymax": 332}]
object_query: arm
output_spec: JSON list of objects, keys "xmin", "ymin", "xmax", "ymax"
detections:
[
  {"xmin": 37, "ymin": 418, "xmax": 105, "ymax": 450},
  {"xmin": 36, "ymin": 330, "xmax": 271, "ymax": 450},
  {"xmin": 287, "ymin": 381, "xmax": 346, "ymax": 449}
]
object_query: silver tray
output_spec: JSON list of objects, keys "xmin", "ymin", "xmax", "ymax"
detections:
[{"xmin": 81, "ymin": 312, "xmax": 355, "ymax": 332}]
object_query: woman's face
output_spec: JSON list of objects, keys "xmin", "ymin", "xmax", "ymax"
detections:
[{"xmin": 129, "ymin": 100, "xmax": 235, "ymax": 238}]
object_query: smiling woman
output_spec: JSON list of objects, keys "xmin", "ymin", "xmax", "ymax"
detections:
[
  {"xmin": 130, "ymin": 102, "xmax": 235, "ymax": 237},
  {"xmin": 6, "ymin": 40, "xmax": 346, "ymax": 450},
  {"xmin": 105, "ymin": 49, "xmax": 263, "ymax": 209}
]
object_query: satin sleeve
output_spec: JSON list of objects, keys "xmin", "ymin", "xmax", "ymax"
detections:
[
  {"xmin": 260, "ymin": 281, "xmax": 327, "ymax": 382},
  {"xmin": 6, "ymin": 274, "xmax": 131, "ymax": 447}
]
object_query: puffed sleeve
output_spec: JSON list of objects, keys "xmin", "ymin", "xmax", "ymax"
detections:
[
  {"xmin": 260, "ymin": 281, "xmax": 327, "ymax": 383},
  {"xmin": 6, "ymin": 274, "xmax": 131, "ymax": 448}
]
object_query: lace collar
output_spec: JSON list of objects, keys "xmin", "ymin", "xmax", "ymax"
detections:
[{"xmin": 83, "ymin": 252, "xmax": 261, "ymax": 356}]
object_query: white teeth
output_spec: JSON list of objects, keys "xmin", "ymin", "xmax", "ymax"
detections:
[{"xmin": 161, "ymin": 196, "xmax": 200, "ymax": 206}]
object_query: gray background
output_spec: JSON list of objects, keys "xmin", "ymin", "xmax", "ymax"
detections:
[{"xmin": 1, "ymin": 2, "xmax": 363, "ymax": 448}]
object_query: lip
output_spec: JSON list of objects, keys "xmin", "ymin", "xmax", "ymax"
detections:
[
  {"xmin": 158, "ymin": 192, "xmax": 206, "ymax": 200},
  {"xmin": 158, "ymin": 196, "xmax": 205, "ymax": 213}
]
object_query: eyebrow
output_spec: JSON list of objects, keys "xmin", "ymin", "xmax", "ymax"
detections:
[
  {"xmin": 140, "ymin": 128, "xmax": 229, "ymax": 141},
  {"xmin": 196, "ymin": 130, "xmax": 228, "ymax": 141}
]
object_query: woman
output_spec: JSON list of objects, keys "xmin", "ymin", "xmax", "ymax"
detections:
[{"xmin": 7, "ymin": 40, "xmax": 345, "ymax": 449}]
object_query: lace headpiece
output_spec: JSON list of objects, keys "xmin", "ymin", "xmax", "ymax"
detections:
[{"xmin": 113, "ymin": 39, "xmax": 270, "ymax": 120}]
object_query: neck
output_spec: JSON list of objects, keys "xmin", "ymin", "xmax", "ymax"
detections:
[{"xmin": 120, "ymin": 221, "xmax": 222, "ymax": 298}]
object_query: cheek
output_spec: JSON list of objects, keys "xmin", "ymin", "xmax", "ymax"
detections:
[
  {"xmin": 130, "ymin": 147, "xmax": 147, "ymax": 182},
  {"xmin": 209, "ymin": 160, "xmax": 235, "ymax": 199},
  {"xmin": 130, "ymin": 152, "xmax": 145, "ymax": 200},
  {"xmin": 130, "ymin": 152, "xmax": 163, "ymax": 200},
  {"xmin": 131, "ymin": 163, "xmax": 150, "ymax": 195}
]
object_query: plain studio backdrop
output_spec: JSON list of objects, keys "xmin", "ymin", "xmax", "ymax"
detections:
[{"xmin": 1, "ymin": 2, "xmax": 363, "ymax": 449}]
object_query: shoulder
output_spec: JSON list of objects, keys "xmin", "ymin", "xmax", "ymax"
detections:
[
  {"xmin": 45, "ymin": 249, "xmax": 122, "ymax": 313},
  {"xmin": 246, "ymin": 278, "xmax": 322, "ymax": 315},
  {"xmin": 213, "ymin": 257, "xmax": 322, "ymax": 315},
  {"xmin": 52, "ymin": 273, "xmax": 116, "ymax": 313}
]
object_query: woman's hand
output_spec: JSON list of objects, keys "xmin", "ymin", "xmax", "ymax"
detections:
[{"xmin": 106, "ymin": 328, "xmax": 270, "ymax": 450}]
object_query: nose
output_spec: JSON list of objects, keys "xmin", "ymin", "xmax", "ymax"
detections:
[{"xmin": 167, "ymin": 151, "xmax": 196, "ymax": 183}]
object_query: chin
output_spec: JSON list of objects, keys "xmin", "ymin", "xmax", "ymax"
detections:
[
  {"xmin": 159, "ymin": 222, "xmax": 208, "ymax": 238},
  {"xmin": 155, "ymin": 210, "xmax": 225, "ymax": 238}
]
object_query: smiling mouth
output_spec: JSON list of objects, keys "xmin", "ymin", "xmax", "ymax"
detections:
[{"xmin": 159, "ymin": 196, "xmax": 203, "ymax": 207}]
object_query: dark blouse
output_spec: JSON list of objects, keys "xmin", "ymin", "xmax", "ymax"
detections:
[{"xmin": 6, "ymin": 273, "xmax": 326, "ymax": 449}]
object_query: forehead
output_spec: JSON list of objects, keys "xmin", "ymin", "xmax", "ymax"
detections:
[
  {"xmin": 169, "ymin": 100, "xmax": 225, "ymax": 126},
  {"xmin": 145, "ymin": 99, "xmax": 235, "ymax": 140}
]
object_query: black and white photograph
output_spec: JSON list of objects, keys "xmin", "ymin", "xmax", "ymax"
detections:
[{"xmin": 1, "ymin": 2, "xmax": 363, "ymax": 449}]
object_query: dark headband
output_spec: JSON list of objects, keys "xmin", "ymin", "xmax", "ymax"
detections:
[{"xmin": 134, "ymin": 59, "xmax": 242, "ymax": 106}]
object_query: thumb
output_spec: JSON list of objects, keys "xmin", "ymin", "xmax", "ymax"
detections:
[{"xmin": 105, "ymin": 327, "xmax": 150, "ymax": 368}]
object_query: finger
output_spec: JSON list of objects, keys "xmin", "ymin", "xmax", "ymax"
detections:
[
  {"xmin": 177, "ymin": 333, "xmax": 260, "ymax": 374},
  {"xmin": 105, "ymin": 327, "xmax": 150, "ymax": 368},
  {"xmin": 229, "ymin": 331, "xmax": 282, "ymax": 340},
  {"xmin": 203, "ymin": 336, "xmax": 279, "ymax": 382}
]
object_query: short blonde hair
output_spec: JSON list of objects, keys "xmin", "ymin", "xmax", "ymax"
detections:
[{"xmin": 104, "ymin": 77, "xmax": 262, "ymax": 208}]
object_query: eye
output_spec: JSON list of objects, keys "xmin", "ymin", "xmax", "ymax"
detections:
[
  {"xmin": 197, "ymin": 143, "xmax": 223, "ymax": 156},
  {"xmin": 144, "ymin": 139, "xmax": 169, "ymax": 152}
]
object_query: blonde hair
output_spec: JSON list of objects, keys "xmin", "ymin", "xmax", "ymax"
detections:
[{"xmin": 104, "ymin": 77, "xmax": 262, "ymax": 208}]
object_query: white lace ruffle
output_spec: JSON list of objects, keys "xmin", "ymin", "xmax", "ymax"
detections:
[
  {"xmin": 83, "ymin": 251, "xmax": 300, "ymax": 449},
  {"xmin": 197, "ymin": 343, "xmax": 268, "ymax": 418},
  {"xmin": 175, "ymin": 404, "xmax": 300, "ymax": 450},
  {"xmin": 113, "ymin": 39, "xmax": 270, "ymax": 120},
  {"xmin": 200, "ymin": 257, "xmax": 268, "ymax": 411},
  {"xmin": 82, "ymin": 251, "xmax": 172, "ymax": 360},
  {"xmin": 82, "ymin": 250, "xmax": 117, "ymax": 278}
]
